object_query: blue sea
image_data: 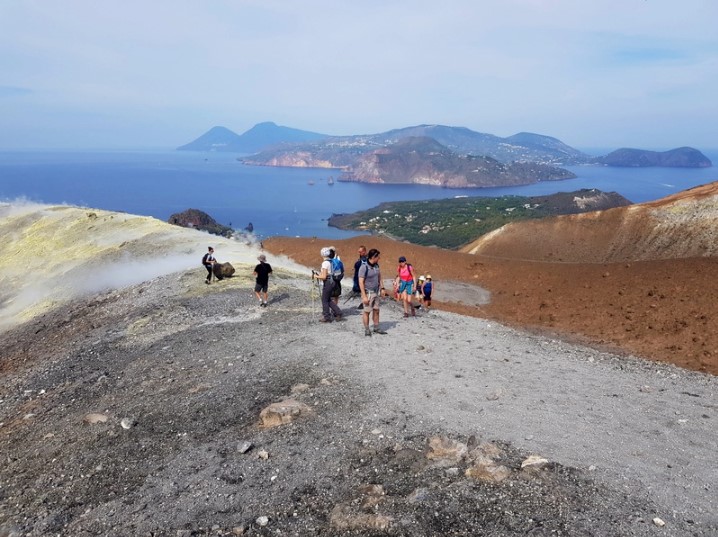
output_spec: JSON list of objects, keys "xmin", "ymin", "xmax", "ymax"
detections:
[{"xmin": 1, "ymin": 149, "xmax": 716, "ymax": 240}]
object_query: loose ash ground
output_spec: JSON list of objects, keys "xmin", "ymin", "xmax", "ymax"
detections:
[{"xmin": 0, "ymin": 265, "xmax": 715, "ymax": 536}]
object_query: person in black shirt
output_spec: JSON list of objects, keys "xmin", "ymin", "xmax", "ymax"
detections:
[
  {"xmin": 253, "ymin": 254, "xmax": 273, "ymax": 307},
  {"xmin": 202, "ymin": 246, "xmax": 216, "ymax": 284},
  {"xmin": 352, "ymin": 245, "xmax": 368, "ymax": 291},
  {"xmin": 352, "ymin": 245, "xmax": 368, "ymax": 307}
]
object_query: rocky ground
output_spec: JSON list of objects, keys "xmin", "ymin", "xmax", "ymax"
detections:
[
  {"xmin": 1, "ymin": 261, "xmax": 716, "ymax": 536},
  {"xmin": 265, "ymin": 236, "xmax": 718, "ymax": 375}
]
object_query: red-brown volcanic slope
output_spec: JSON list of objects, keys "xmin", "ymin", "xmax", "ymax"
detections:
[{"xmin": 265, "ymin": 184, "xmax": 718, "ymax": 375}]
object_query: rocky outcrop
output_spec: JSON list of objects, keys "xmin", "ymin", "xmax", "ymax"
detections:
[{"xmin": 168, "ymin": 208, "xmax": 233, "ymax": 237}]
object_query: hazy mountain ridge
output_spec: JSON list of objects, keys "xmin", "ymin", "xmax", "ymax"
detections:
[
  {"xmin": 596, "ymin": 147, "xmax": 712, "ymax": 168},
  {"xmin": 177, "ymin": 122, "xmax": 328, "ymax": 153},
  {"xmin": 238, "ymin": 123, "xmax": 592, "ymax": 167},
  {"xmin": 179, "ymin": 122, "xmax": 711, "ymax": 188}
]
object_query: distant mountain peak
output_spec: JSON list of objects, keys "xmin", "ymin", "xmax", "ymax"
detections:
[{"xmin": 177, "ymin": 122, "xmax": 329, "ymax": 153}]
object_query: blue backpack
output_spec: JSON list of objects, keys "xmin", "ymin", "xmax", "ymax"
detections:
[{"xmin": 331, "ymin": 257, "xmax": 345, "ymax": 282}]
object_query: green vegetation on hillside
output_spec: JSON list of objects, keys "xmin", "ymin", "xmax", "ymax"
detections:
[{"xmin": 328, "ymin": 190, "xmax": 631, "ymax": 249}]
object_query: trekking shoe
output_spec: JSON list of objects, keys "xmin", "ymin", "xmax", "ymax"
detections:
[
  {"xmin": 373, "ymin": 327, "xmax": 387, "ymax": 335},
  {"xmin": 364, "ymin": 327, "xmax": 372, "ymax": 337},
  {"xmin": 403, "ymin": 312, "xmax": 409, "ymax": 318},
  {"xmin": 319, "ymin": 318, "xmax": 332, "ymax": 323},
  {"xmin": 335, "ymin": 315, "xmax": 346, "ymax": 322}
]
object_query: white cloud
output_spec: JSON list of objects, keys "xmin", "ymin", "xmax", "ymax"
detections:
[{"xmin": 0, "ymin": 0, "xmax": 716, "ymax": 148}]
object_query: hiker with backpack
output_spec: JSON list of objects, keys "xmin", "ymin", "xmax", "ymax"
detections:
[
  {"xmin": 358, "ymin": 248, "xmax": 387, "ymax": 336},
  {"xmin": 329, "ymin": 246, "xmax": 343, "ymax": 305},
  {"xmin": 395, "ymin": 256, "xmax": 417, "ymax": 318},
  {"xmin": 202, "ymin": 246, "xmax": 216, "ymax": 284},
  {"xmin": 352, "ymin": 245, "xmax": 368, "ymax": 307},
  {"xmin": 312, "ymin": 246, "xmax": 344, "ymax": 322}
]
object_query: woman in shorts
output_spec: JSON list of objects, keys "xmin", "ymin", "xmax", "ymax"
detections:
[{"xmin": 395, "ymin": 256, "xmax": 417, "ymax": 318}]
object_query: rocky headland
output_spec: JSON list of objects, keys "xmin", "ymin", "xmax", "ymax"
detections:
[
  {"xmin": 338, "ymin": 136, "xmax": 576, "ymax": 187},
  {"xmin": 168, "ymin": 208, "xmax": 235, "ymax": 237}
]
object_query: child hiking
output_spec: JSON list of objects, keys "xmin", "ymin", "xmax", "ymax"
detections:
[{"xmin": 422, "ymin": 274, "xmax": 434, "ymax": 311}]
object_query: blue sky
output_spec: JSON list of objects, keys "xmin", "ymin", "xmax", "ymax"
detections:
[{"xmin": 1, "ymin": 0, "xmax": 716, "ymax": 151}]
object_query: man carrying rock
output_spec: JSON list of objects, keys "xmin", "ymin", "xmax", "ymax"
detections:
[
  {"xmin": 202, "ymin": 246, "xmax": 216, "ymax": 284},
  {"xmin": 358, "ymin": 248, "xmax": 387, "ymax": 336}
]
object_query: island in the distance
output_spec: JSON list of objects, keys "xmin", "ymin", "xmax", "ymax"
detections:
[
  {"xmin": 596, "ymin": 147, "xmax": 712, "ymax": 168},
  {"xmin": 178, "ymin": 122, "xmax": 712, "ymax": 188}
]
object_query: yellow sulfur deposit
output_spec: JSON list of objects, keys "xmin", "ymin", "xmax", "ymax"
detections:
[{"xmin": 0, "ymin": 203, "xmax": 307, "ymax": 330}]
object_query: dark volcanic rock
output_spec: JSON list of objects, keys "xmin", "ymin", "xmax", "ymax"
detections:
[
  {"xmin": 596, "ymin": 147, "xmax": 712, "ymax": 168},
  {"xmin": 213, "ymin": 261, "xmax": 235, "ymax": 279},
  {"xmin": 168, "ymin": 208, "xmax": 233, "ymax": 237}
]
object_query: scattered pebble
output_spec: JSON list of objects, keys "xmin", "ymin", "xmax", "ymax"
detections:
[
  {"xmin": 237, "ymin": 440, "xmax": 253, "ymax": 454},
  {"xmin": 83, "ymin": 413, "xmax": 109, "ymax": 424},
  {"xmin": 120, "ymin": 418, "xmax": 135, "ymax": 429}
]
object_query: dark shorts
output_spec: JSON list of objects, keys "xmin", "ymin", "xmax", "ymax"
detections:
[
  {"xmin": 331, "ymin": 281, "xmax": 341, "ymax": 298},
  {"xmin": 254, "ymin": 283, "xmax": 268, "ymax": 293}
]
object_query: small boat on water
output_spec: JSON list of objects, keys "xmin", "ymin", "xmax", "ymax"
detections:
[
  {"xmin": 327, "ymin": 176, "xmax": 335, "ymax": 186},
  {"xmin": 307, "ymin": 180, "xmax": 315, "ymax": 186}
]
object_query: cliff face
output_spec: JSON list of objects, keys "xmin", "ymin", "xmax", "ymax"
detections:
[
  {"xmin": 340, "ymin": 137, "xmax": 576, "ymax": 187},
  {"xmin": 245, "ymin": 151, "xmax": 338, "ymax": 169}
]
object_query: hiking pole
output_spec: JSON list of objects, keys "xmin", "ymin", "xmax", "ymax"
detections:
[{"xmin": 311, "ymin": 270, "xmax": 317, "ymax": 319}]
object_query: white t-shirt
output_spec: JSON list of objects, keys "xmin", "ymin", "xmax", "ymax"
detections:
[{"xmin": 321, "ymin": 259, "xmax": 332, "ymax": 279}]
